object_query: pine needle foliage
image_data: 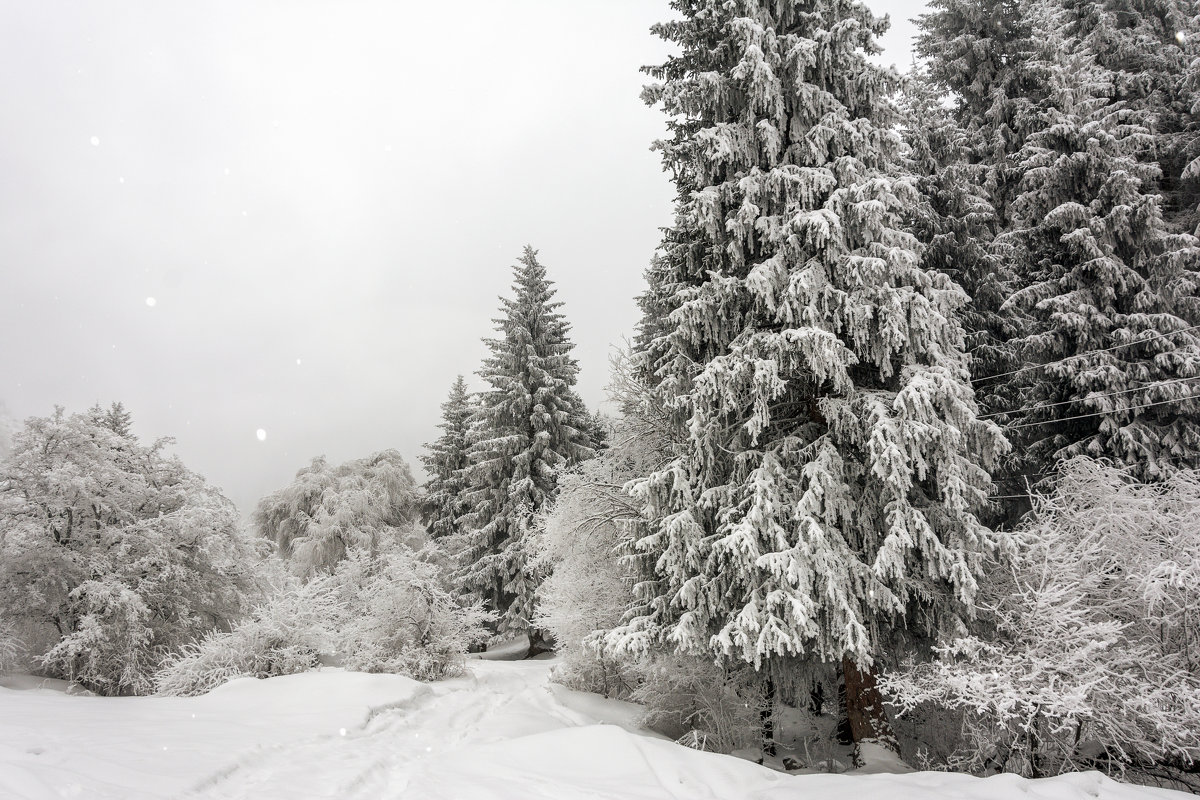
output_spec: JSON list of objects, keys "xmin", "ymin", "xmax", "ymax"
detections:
[
  {"xmin": 458, "ymin": 246, "xmax": 595, "ymax": 636},
  {"xmin": 420, "ymin": 375, "xmax": 473, "ymax": 541},
  {"xmin": 610, "ymin": 0, "xmax": 1008, "ymax": 677}
]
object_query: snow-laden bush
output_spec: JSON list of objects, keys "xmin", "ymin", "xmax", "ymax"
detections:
[
  {"xmin": 0, "ymin": 615, "xmax": 24, "ymax": 674},
  {"xmin": 534, "ymin": 351, "xmax": 674, "ymax": 696},
  {"xmin": 632, "ymin": 654, "xmax": 764, "ymax": 754},
  {"xmin": 40, "ymin": 579, "xmax": 159, "ymax": 695},
  {"xmin": 157, "ymin": 542, "xmax": 491, "ymax": 695},
  {"xmin": 254, "ymin": 450, "xmax": 420, "ymax": 577},
  {"xmin": 0, "ymin": 405, "xmax": 266, "ymax": 695},
  {"xmin": 882, "ymin": 457, "xmax": 1200, "ymax": 786},
  {"xmin": 154, "ymin": 577, "xmax": 338, "ymax": 697},
  {"xmin": 332, "ymin": 547, "xmax": 492, "ymax": 681},
  {"xmin": 532, "ymin": 439, "xmax": 641, "ymax": 697}
]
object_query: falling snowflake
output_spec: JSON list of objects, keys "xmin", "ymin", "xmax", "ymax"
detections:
[
  {"xmin": 145, "ymin": 297, "xmax": 157, "ymax": 307},
  {"xmin": 1177, "ymin": 31, "xmax": 1188, "ymax": 45},
  {"xmin": 256, "ymin": 429, "xmax": 267, "ymax": 442},
  {"xmin": 89, "ymin": 136, "xmax": 99, "ymax": 147}
]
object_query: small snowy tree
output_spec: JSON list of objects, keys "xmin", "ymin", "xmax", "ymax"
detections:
[
  {"xmin": 611, "ymin": 0, "xmax": 1008, "ymax": 755},
  {"xmin": 535, "ymin": 349, "xmax": 677, "ymax": 695},
  {"xmin": 458, "ymin": 246, "xmax": 595, "ymax": 640},
  {"xmin": 254, "ymin": 450, "xmax": 420, "ymax": 576},
  {"xmin": 420, "ymin": 376, "xmax": 473, "ymax": 542},
  {"xmin": 0, "ymin": 406, "xmax": 265, "ymax": 695},
  {"xmin": 155, "ymin": 574, "xmax": 340, "ymax": 697},
  {"xmin": 332, "ymin": 547, "xmax": 492, "ymax": 681},
  {"xmin": 534, "ymin": 457, "xmax": 636, "ymax": 695},
  {"xmin": 882, "ymin": 458, "xmax": 1200, "ymax": 786}
]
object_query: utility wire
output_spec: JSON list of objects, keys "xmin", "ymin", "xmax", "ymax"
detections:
[
  {"xmin": 977, "ymin": 375, "xmax": 1200, "ymax": 420},
  {"xmin": 1002, "ymin": 395, "xmax": 1197, "ymax": 430},
  {"xmin": 987, "ymin": 447, "xmax": 1200, "ymax": 500},
  {"xmin": 971, "ymin": 323, "xmax": 1200, "ymax": 385}
]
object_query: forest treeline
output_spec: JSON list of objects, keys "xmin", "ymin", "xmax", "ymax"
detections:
[{"xmin": 1, "ymin": 0, "xmax": 1199, "ymax": 791}]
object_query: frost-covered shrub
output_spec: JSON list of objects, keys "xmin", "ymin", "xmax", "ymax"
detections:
[
  {"xmin": 632, "ymin": 655, "xmax": 764, "ymax": 755},
  {"xmin": 157, "ymin": 543, "xmax": 492, "ymax": 694},
  {"xmin": 0, "ymin": 405, "xmax": 266, "ymax": 695},
  {"xmin": 254, "ymin": 450, "xmax": 420, "ymax": 577},
  {"xmin": 155, "ymin": 577, "xmax": 338, "ymax": 697},
  {"xmin": 332, "ymin": 548, "xmax": 491, "ymax": 681},
  {"xmin": 533, "ymin": 446, "xmax": 640, "ymax": 696},
  {"xmin": 0, "ymin": 615, "xmax": 24, "ymax": 674},
  {"xmin": 535, "ymin": 352, "xmax": 674, "ymax": 696},
  {"xmin": 40, "ymin": 580, "xmax": 158, "ymax": 695},
  {"xmin": 882, "ymin": 458, "xmax": 1200, "ymax": 785}
]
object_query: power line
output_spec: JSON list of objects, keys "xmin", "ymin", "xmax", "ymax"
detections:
[
  {"xmin": 972, "ymin": 323, "xmax": 1200, "ymax": 386},
  {"xmin": 1003, "ymin": 395, "xmax": 1198, "ymax": 431},
  {"xmin": 978, "ymin": 375, "xmax": 1200, "ymax": 420},
  {"xmin": 988, "ymin": 452, "xmax": 1200, "ymax": 500}
]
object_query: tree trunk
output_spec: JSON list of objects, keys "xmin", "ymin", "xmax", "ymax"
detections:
[
  {"xmin": 808, "ymin": 680, "xmax": 825, "ymax": 717},
  {"xmin": 526, "ymin": 627, "xmax": 554, "ymax": 658},
  {"xmin": 761, "ymin": 676, "xmax": 776, "ymax": 758},
  {"xmin": 835, "ymin": 671, "xmax": 854, "ymax": 745},
  {"xmin": 842, "ymin": 655, "xmax": 898, "ymax": 762}
]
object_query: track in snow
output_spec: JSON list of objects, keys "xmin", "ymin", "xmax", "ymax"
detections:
[{"xmin": 185, "ymin": 659, "xmax": 599, "ymax": 799}]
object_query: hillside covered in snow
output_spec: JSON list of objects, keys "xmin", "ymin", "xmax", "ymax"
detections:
[{"xmin": 0, "ymin": 658, "xmax": 1191, "ymax": 800}]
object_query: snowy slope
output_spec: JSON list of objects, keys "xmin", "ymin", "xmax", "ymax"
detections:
[
  {"xmin": 0, "ymin": 671, "xmax": 428, "ymax": 799},
  {"xmin": 0, "ymin": 660, "xmax": 1190, "ymax": 800}
]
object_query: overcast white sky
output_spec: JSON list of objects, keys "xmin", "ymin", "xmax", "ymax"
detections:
[{"xmin": 0, "ymin": 1, "xmax": 927, "ymax": 513}]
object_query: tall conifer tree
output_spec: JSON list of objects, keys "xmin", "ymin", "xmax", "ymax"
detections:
[
  {"xmin": 612, "ymin": 0, "xmax": 1007, "ymax": 751},
  {"xmin": 900, "ymin": 73, "xmax": 1020, "ymax": 421},
  {"xmin": 1058, "ymin": 0, "xmax": 1200, "ymax": 235},
  {"xmin": 459, "ymin": 247, "xmax": 595, "ymax": 638},
  {"xmin": 912, "ymin": 0, "xmax": 1046, "ymax": 418},
  {"xmin": 996, "ymin": 13, "xmax": 1200, "ymax": 480},
  {"xmin": 916, "ymin": 0, "xmax": 1200, "ymax": 491},
  {"xmin": 420, "ymin": 375, "xmax": 473, "ymax": 541}
]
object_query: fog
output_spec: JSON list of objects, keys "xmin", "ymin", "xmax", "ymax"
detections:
[{"xmin": 0, "ymin": 1, "xmax": 926, "ymax": 512}]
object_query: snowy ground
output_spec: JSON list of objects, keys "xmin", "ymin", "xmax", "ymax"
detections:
[{"xmin": 0, "ymin": 659, "xmax": 1190, "ymax": 800}]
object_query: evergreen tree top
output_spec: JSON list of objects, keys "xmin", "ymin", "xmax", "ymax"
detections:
[
  {"xmin": 614, "ymin": 0, "xmax": 1008, "ymax": 671},
  {"xmin": 457, "ymin": 247, "xmax": 596, "ymax": 636}
]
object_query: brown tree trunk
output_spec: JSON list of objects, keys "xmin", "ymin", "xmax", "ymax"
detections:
[{"xmin": 842, "ymin": 655, "xmax": 898, "ymax": 760}]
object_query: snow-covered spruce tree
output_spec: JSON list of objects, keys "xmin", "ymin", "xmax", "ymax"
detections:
[
  {"xmin": 0, "ymin": 405, "xmax": 264, "ymax": 695},
  {"xmin": 882, "ymin": 458, "xmax": 1200, "ymax": 786},
  {"xmin": 910, "ymin": 0, "xmax": 1053, "ymax": 470},
  {"xmin": 607, "ymin": 0, "xmax": 1008, "ymax": 756},
  {"xmin": 254, "ymin": 450, "xmax": 421, "ymax": 577},
  {"xmin": 420, "ymin": 375, "xmax": 473, "ymax": 542},
  {"xmin": 89, "ymin": 401, "xmax": 133, "ymax": 438},
  {"xmin": 1057, "ymin": 0, "xmax": 1200, "ymax": 236},
  {"xmin": 458, "ymin": 246, "xmax": 595, "ymax": 641},
  {"xmin": 915, "ymin": 0, "xmax": 1046, "ymax": 230},
  {"xmin": 995, "ymin": 16, "xmax": 1200, "ymax": 482},
  {"xmin": 899, "ymin": 72, "xmax": 1021, "ymax": 422}
]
